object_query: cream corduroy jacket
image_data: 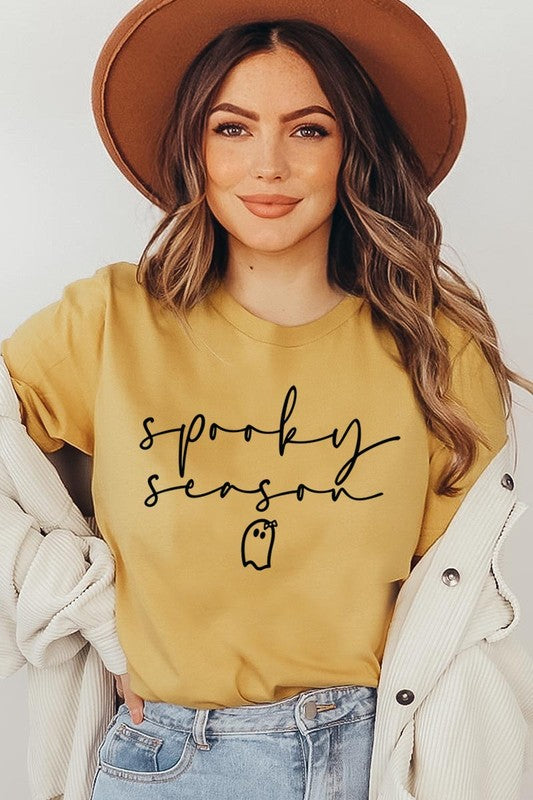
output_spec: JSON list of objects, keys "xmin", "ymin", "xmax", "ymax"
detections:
[{"xmin": 1, "ymin": 351, "xmax": 533, "ymax": 800}]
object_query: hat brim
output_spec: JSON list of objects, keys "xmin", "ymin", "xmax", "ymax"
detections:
[{"xmin": 91, "ymin": 0, "xmax": 467, "ymax": 210}]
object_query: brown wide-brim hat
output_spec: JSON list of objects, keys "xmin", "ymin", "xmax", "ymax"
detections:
[{"xmin": 91, "ymin": 0, "xmax": 467, "ymax": 211}]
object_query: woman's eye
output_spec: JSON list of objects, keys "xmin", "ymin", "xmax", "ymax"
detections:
[
  {"xmin": 294, "ymin": 124, "xmax": 329, "ymax": 139},
  {"xmin": 213, "ymin": 122, "xmax": 246, "ymax": 137},
  {"xmin": 212, "ymin": 122, "xmax": 329, "ymax": 139}
]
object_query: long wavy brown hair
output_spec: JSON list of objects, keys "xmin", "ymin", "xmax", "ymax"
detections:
[{"xmin": 135, "ymin": 17, "xmax": 531, "ymax": 497}]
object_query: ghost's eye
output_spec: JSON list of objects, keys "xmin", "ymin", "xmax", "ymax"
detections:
[
  {"xmin": 253, "ymin": 528, "xmax": 260, "ymax": 537},
  {"xmin": 260, "ymin": 531, "xmax": 266, "ymax": 539}
]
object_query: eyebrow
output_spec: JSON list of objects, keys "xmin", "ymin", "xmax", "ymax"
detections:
[{"xmin": 208, "ymin": 102, "xmax": 336, "ymax": 122}]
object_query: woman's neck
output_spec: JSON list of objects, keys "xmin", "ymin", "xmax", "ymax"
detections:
[
  {"xmin": 221, "ymin": 274, "xmax": 347, "ymax": 326},
  {"xmin": 223, "ymin": 233, "xmax": 347, "ymax": 326}
]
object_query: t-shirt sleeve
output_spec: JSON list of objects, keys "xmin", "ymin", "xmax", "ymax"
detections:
[
  {"xmin": 0, "ymin": 266, "xmax": 109, "ymax": 455},
  {"xmin": 414, "ymin": 333, "xmax": 509, "ymax": 558}
]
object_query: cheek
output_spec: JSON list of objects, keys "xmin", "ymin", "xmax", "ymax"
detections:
[
  {"xmin": 205, "ymin": 143, "xmax": 243, "ymax": 187},
  {"xmin": 316, "ymin": 149, "xmax": 343, "ymax": 183},
  {"xmin": 295, "ymin": 145, "xmax": 342, "ymax": 190}
]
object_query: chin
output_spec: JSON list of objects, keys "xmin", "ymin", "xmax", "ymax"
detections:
[{"xmin": 235, "ymin": 232, "xmax": 304, "ymax": 252}]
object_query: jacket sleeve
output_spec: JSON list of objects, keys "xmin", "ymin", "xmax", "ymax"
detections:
[
  {"xmin": 0, "ymin": 355, "xmax": 127, "ymax": 678},
  {"xmin": 374, "ymin": 495, "xmax": 533, "ymax": 800},
  {"xmin": 0, "ymin": 494, "xmax": 128, "ymax": 678},
  {"xmin": 376, "ymin": 633, "xmax": 533, "ymax": 799}
]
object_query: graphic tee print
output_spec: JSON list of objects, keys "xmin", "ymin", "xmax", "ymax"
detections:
[
  {"xmin": 1, "ymin": 262, "xmax": 508, "ymax": 708},
  {"xmin": 140, "ymin": 381, "xmax": 403, "ymax": 571}
]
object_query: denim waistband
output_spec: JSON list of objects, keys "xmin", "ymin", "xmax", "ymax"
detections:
[{"xmin": 132, "ymin": 684, "xmax": 377, "ymax": 750}]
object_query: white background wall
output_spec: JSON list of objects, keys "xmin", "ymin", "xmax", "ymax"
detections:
[{"xmin": 1, "ymin": 1, "xmax": 531, "ymax": 797}]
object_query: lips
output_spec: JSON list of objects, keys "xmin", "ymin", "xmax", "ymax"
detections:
[
  {"xmin": 239, "ymin": 194, "xmax": 301, "ymax": 204},
  {"xmin": 239, "ymin": 195, "xmax": 302, "ymax": 219}
]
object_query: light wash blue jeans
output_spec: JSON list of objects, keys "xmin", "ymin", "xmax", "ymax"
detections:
[{"xmin": 90, "ymin": 682, "xmax": 377, "ymax": 799}]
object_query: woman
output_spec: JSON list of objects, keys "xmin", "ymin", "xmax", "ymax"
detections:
[{"xmin": 2, "ymin": 1, "xmax": 531, "ymax": 798}]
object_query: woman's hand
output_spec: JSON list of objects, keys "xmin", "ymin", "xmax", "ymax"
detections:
[{"xmin": 113, "ymin": 672, "xmax": 145, "ymax": 724}]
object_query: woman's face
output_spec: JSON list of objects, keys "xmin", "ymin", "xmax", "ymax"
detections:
[{"xmin": 203, "ymin": 45, "xmax": 343, "ymax": 255}]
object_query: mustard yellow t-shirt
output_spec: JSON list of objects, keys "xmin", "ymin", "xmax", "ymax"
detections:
[{"xmin": 0, "ymin": 261, "xmax": 507, "ymax": 708}]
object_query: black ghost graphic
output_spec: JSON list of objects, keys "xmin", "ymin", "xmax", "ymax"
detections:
[{"xmin": 241, "ymin": 518, "xmax": 278, "ymax": 570}]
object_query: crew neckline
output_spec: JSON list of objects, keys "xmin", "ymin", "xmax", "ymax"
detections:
[{"xmin": 206, "ymin": 283, "xmax": 364, "ymax": 347}]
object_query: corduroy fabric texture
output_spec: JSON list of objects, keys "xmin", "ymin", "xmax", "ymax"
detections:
[{"xmin": 0, "ymin": 353, "xmax": 126, "ymax": 799}]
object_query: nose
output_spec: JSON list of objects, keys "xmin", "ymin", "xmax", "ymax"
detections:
[{"xmin": 250, "ymin": 134, "xmax": 290, "ymax": 181}]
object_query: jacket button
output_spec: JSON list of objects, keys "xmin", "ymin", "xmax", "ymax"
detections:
[
  {"xmin": 501, "ymin": 473, "xmax": 514, "ymax": 490},
  {"xmin": 442, "ymin": 568, "xmax": 460, "ymax": 586},
  {"xmin": 396, "ymin": 689, "xmax": 415, "ymax": 705}
]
